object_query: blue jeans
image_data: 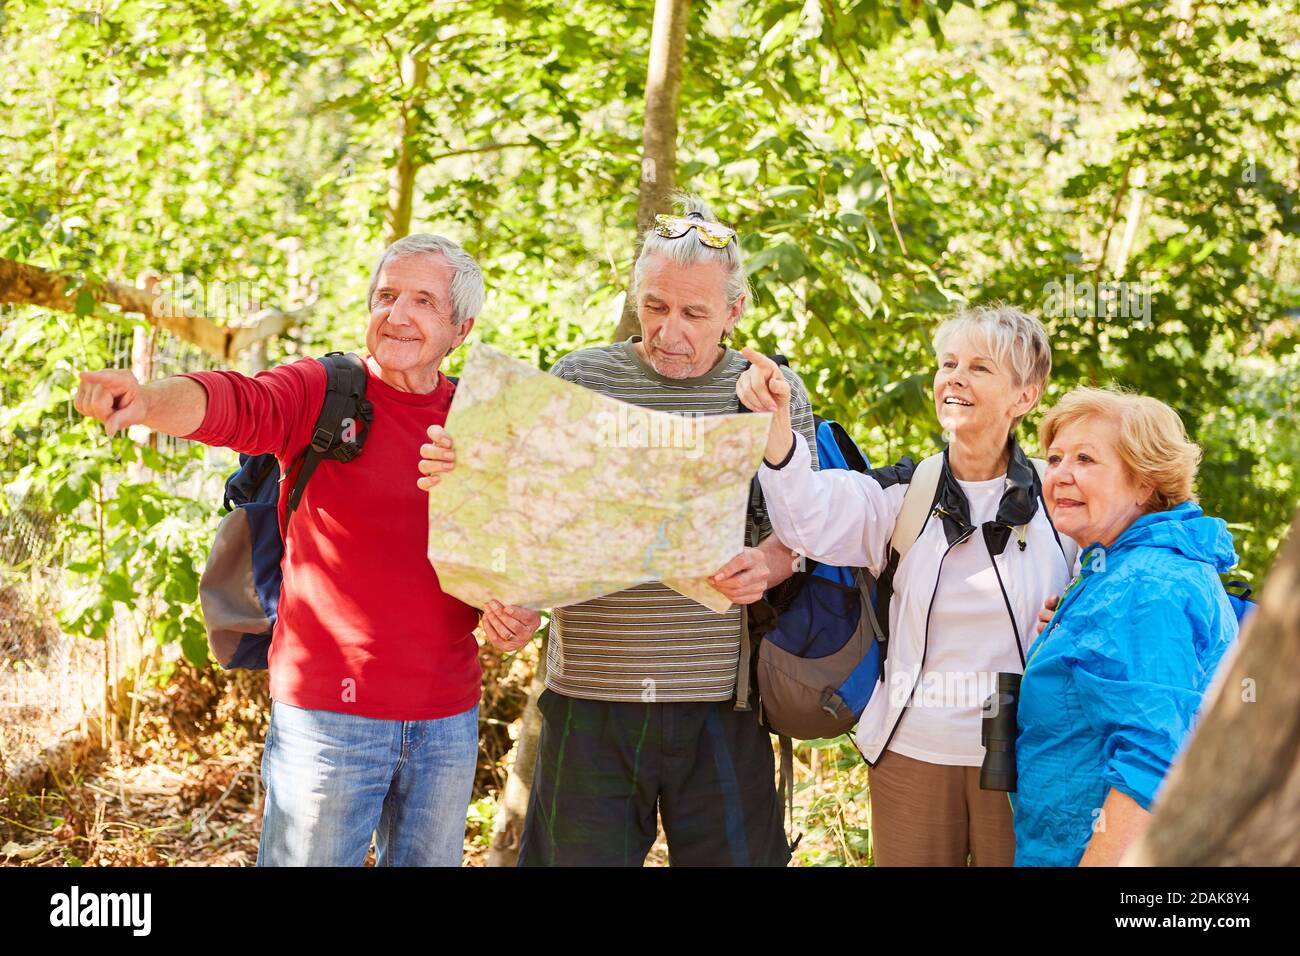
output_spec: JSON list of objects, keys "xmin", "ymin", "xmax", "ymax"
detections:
[{"xmin": 257, "ymin": 699, "xmax": 479, "ymax": 867}]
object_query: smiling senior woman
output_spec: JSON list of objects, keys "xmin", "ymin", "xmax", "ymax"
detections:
[
  {"xmin": 740, "ymin": 304, "xmax": 1076, "ymax": 866},
  {"xmin": 1014, "ymin": 387, "xmax": 1240, "ymax": 866}
]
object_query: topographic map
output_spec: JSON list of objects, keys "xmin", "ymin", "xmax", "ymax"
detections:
[{"xmin": 426, "ymin": 344, "xmax": 772, "ymax": 613}]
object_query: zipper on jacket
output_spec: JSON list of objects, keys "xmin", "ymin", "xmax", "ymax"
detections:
[
  {"xmin": 1025, "ymin": 565, "xmax": 1090, "ymax": 668},
  {"xmin": 869, "ymin": 521, "xmax": 975, "ymax": 765},
  {"xmin": 985, "ymin": 527, "xmax": 1027, "ymax": 670}
]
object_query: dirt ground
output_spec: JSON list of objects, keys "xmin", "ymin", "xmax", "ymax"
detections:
[
  {"xmin": 0, "ymin": 647, "xmax": 677, "ymax": 867},
  {"xmin": 0, "ymin": 650, "xmax": 849, "ymax": 868},
  {"xmin": 0, "ymin": 653, "xmax": 533, "ymax": 866},
  {"xmin": 0, "ymin": 662, "xmax": 270, "ymax": 866}
]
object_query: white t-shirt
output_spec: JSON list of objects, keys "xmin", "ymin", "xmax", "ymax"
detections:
[{"xmin": 887, "ymin": 474, "xmax": 1038, "ymax": 767}]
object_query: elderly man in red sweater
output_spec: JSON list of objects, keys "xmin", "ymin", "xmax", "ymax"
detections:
[{"xmin": 73, "ymin": 235, "xmax": 539, "ymax": 866}]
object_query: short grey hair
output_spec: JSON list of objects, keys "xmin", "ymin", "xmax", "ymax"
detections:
[
  {"xmin": 632, "ymin": 192, "xmax": 751, "ymax": 317},
  {"xmin": 934, "ymin": 304, "xmax": 1053, "ymax": 422},
  {"xmin": 367, "ymin": 233, "xmax": 485, "ymax": 325}
]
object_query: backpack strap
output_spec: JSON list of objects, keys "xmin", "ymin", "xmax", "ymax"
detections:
[
  {"xmin": 735, "ymin": 609, "xmax": 752, "ymax": 712},
  {"xmin": 777, "ymin": 734, "xmax": 802, "ymax": 854},
  {"xmin": 889, "ymin": 452, "xmax": 944, "ymax": 562},
  {"xmin": 284, "ymin": 352, "xmax": 373, "ymax": 525},
  {"xmin": 734, "ymin": 364, "xmax": 778, "ymax": 714},
  {"xmin": 858, "ymin": 565, "xmax": 886, "ymax": 647},
  {"xmin": 1029, "ymin": 457, "xmax": 1079, "ymax": 574},
  {"xmin": 823, "ymin": 419, "xmax": 868, "ymax": 472}
]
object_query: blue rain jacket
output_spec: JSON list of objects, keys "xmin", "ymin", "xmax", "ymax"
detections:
[{"xmin": 1012, "ymin": 502, "xmax": 1239, "ymax": 866}]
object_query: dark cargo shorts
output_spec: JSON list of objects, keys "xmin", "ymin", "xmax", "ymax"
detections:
[{"xmin": 517, "ymin": 688, "xmax": 791, "ymax": 867}]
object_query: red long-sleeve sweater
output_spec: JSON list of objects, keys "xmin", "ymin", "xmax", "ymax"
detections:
[{"xmin": 182, "ymin": 356, "xmax": 481, "ymax": 720}]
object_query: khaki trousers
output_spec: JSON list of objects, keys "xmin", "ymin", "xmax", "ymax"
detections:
[{"xmin": 867, "ymin": 750, "xmax": 1015, "ymax": 867}]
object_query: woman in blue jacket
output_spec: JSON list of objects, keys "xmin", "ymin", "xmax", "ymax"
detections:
[{"xmin": 1015, "ymin": 387, "xmax": 1239, "ymax": 866}]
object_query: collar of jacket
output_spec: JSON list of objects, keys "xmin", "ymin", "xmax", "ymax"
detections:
[{"xmin": 934, "ymin": 435, "xmax": 1041, "ymax": 554}]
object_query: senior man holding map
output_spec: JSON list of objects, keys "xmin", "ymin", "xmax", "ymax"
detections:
[{"xmin": 418, "ymin": 194, "xmax": 819, "ymax": 866}]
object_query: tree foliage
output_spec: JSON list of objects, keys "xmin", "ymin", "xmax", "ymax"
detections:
[{"xmin": 1, "ymin": 0, "xmax": 1296, "ymax": 681}]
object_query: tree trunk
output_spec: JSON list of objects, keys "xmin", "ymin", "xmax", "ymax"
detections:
[
  {"xmin": 486, "ymin": 630, "xmax": 548, "ymax": 867},
  {"xmin": 384, "ymin": 54, "xmax": 428, "ymax": 246},
  {"xmin": 1125, "ymin": 505, "xmax": 1300, "ymax": 865},
  {"xmin": 613, "ymin": 0, "xmax": 692, "ymax": 343},
  {"xmin": 482, "ymin": 5, "xmax": 693, "ymax": 862}
]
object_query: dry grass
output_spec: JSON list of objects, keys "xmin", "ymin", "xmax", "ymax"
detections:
[
  {"xmin": 0, "ymin": 660, "xmax": 267, "ymax": 866},
  {"xmin": 2, "ymin": 645, "xmax": 873, "ymax": 867},
  {"xmin": 0, "ymin": 578, "xmax": 105, "ymax": 783},
  {"xmin": 0, "ymin": 643, "xmax": 543, "ymax": 867}
]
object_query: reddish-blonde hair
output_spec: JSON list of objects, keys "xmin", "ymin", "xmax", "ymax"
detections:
[{"xmin": 1038, "ymin": 386, "xmax": 1201, "ymax": 512}]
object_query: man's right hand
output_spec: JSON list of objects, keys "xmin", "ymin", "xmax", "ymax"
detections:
[
  {"xmin": 1035, "ymin": 594, "xmax": 1060, "ymax": 635},
  {"xmin": 74, "ymin": 369, "xmax": 148, "ymax": 436}
]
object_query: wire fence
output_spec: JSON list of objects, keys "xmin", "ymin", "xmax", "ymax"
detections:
[
  {"xmin": 0, "ymin": 314, "xmax": 238, "ymax": 784},
  {"xmin": 0, "ymin": 476, "xmax": 102, "ymax": 783}
]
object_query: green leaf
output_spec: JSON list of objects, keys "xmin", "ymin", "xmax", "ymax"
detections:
[
  {"xmin": 73, "ymin": 287, "xmax": 96, "ymax": 316},
  {"xmin": 180, "ymin": 623, "xmax": 210, "ymax": 667},
  {"xmin": 845, "ymin": 269, "xmax": 883, "ymax": 316},
  {"xmin": 102, "ymin": 572, "xmax": 136, "ymax": 605},
  {"xmin": 745, "ymin": 245, "xmax": 783, "ymax": 275},
  {"xmin": 774, "ymin": 243, "xmax": 809, "ymax": 282}
]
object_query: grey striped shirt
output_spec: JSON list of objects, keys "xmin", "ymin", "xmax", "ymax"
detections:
[{"xmin": 545, "ymin": 337, "xmax": 819, "ymax": 702}]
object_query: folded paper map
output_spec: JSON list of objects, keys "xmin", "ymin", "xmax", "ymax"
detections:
[{"xmin": 426, "ymin": 344, "xmax": 772, "ymax": 613}]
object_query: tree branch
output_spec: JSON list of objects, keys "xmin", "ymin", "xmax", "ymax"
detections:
[
  {"xmin": 425, "ymin": 141, "xmax": 543, "ymax": 163},
  {"xmin": 821, "ymin": 0, "xmax": 910, "ymax": 259},
  {"xmin": 615, "ymin": 0, "xmax": 693, "ymax": 342},
  {"xmin": 0, "ymin": 257, "xmax": 305, "ymax": 360}
]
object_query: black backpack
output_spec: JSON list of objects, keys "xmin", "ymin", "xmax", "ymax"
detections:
[{"xmin": 198, "ymin": 351, "xmax": 373, "ymax": 669}]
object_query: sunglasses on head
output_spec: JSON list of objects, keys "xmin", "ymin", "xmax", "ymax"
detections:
[{"xmin": 652, "ymin": 213, "xmax": 737, "ymax": 249}]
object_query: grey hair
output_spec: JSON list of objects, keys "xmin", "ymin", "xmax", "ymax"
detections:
[
  {"xmin": 933, "ymin": 304, "xmax": 1053, "ymax": 423},
  {"xmin": 366, "ymin": 233, "xmax": 485, "ymax": 325},
  {"xmin": 632, "ymin": 192, "xmax": 751, "ymax": 317}
]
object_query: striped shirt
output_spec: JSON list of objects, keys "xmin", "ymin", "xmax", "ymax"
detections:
[{"xmin": 545, "ymin": 337, "xmax": 819, "ymax": 702}]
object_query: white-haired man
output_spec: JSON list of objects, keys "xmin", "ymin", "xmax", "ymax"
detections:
[
  {"xmin": 74, "ymin": 234, "xmax": 539, "ymax": 866},
  {"xmin": 419, "ymin": 198, "xmax": 819, "ymax": 865}
]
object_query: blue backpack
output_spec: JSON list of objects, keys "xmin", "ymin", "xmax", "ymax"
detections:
[
  {"xmin": 1224, "ymin": 579, "xmax": 1256, "ymax": 626},
  {"xmin": 198, "ymin": 352, "xmax": 374, "ymax": 669},
  {"xmin": 750, "ymin": 417, "xmax": 884, "ymax": 741}
]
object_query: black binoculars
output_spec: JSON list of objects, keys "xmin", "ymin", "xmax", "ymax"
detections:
[{"xmin": 979, "ymin": 672, "xmax": 1021, "ymax": 792}]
